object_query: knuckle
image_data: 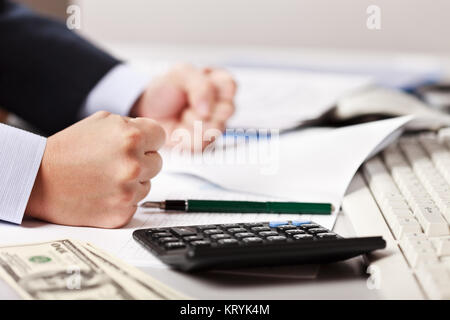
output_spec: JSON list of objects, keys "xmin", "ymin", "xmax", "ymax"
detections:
[
  {"xmin": 121, "ymin": 160, "xmax": 141, "ymax": 181},
  {"xmin": 144, "ymin": 119, "xmax": 166, "ymax": 149},
  {"xmin": 202, "ymin": 78, "xmax": 215, "ymax": 92},
  {"xmin": 123, "ymin": 127, "xmax": 143, "ymax": 150},
  {"xmin": 121, "ymin": 189, "xmax": 135, "ymax": 203},
  {"xmin": 93, "ymin": 110, "xmax": 111, "ymax": 119}
]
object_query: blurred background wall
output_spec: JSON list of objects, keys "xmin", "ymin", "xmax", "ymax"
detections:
[{"xmin": 14, "ymin": 0, "xmax": 450, "ymax": 54}]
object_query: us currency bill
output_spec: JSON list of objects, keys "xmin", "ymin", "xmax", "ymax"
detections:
[{"xmin": 0, "ymin": 239, "xmax": 187, "ymax": 300}]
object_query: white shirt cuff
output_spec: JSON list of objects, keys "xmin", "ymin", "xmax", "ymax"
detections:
[
  {"xmin": 79, "ymin": 64, "xmax": 152, "ymax": 118},
  {"xmin": 0, "ymin": 124, "xmax": 46, "ymax": 224}
]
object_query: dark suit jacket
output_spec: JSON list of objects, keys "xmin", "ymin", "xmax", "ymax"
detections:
[{"xmin": 0, "ymin": 0, "xmax": 120, "ymax": 135}]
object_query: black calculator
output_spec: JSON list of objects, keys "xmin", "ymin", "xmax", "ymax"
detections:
[{"xmin": 133, "ymin": 220, "xmax": 386, "ymax": 272}]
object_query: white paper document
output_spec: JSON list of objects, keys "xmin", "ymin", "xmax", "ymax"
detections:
[
  {"xmin": 227, "ymin": 67, "xmax": 373, "ymax": 129},
  {"xmin": 164, "ymin": 116, "xmax": 413, "ymax": 213}
]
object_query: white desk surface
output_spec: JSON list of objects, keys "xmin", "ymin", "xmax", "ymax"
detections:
[{"xmin": 0, "ymin": 209, "xmax": 379, "ymax": 300}]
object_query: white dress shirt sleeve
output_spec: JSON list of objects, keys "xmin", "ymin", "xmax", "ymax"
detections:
[
  {"xmin": 79, "ymin": 64, "xmax": 154, "ymax": 118},
  {"xmin": 0, "ymin": 124, "xmax": 46, "ymax": 224}
]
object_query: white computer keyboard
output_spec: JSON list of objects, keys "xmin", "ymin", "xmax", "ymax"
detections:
[{"xmin": 360, "ymin": 128, "xmax": 450, "ymax": 299}]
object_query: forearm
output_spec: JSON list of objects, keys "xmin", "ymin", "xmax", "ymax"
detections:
[{"xmin": 0, "ymin": 0, "xmax": 120, "ymax": 135}]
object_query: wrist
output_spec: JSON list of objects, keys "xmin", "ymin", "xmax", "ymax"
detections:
[{"xmin": 129, "ymin": 91, "xmax": 144, "ymax": 117}]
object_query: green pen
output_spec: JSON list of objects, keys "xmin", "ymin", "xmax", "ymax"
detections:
[{"xmin": 140, "ymin": 200, "xmax": 333, "ymax": 215}]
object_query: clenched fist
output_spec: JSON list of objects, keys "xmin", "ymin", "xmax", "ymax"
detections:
[
  {"xmin": 25, "ymin": 111, "xmax": 165, "ymax": 228},
  {"xmin": 131, "ymin": 64, "xmax": 236, "ymax": 151}
]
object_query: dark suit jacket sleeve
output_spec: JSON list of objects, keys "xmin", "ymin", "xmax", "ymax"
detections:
[{"xmin": 0, "ymin": 0, "xmax": 121, "ymax": 135}]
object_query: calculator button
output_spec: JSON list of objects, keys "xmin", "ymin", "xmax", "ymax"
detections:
[
  {"xmin": 299, "ymin": 223, "xmax": 320, "ymax": 230},
  {"xmin": 220, "ymin": 224, "xmax": 241, "ymax": 229},
  {"xmin": 317, "ymin": 233, "xmax": 337, "ymax": 239},
  {"xmin": 242, "ymin": 237, "xmax": 263, "ymax": 243},
  {"xmin": 266, "ymin": 236, "xmax": 287, "ymax": 242},
  {"xmin": 170, "ymin": 227, "xmax": 196, "ymax": 237},
  {"xmin": 152, "ymin": 232, "xmax": 172, "ymax": 238},
  {"xmin": 251, "ymin": 226, "xmax": 271, "ymax": 232},
  {"xmin": 164, "ymin": 242, "xmax": 186, "ymax": 250},
  {"xmin": 285, "ymin": 229, "xmax": 306, "ymax": 236},
  {"xmin": 293, "ymin": 234, "xmax": 314, "ymax": 240},
  {"xmin": 203, "ymin": 229, "xmax": 223, "ymax": 235},
  {"xmin": 217, "ymin": 239, "xmax": 239, "ymax": 246},
  {"xmin": 243, "ymin": 222, "xmax": 265, "ymax": 227},
  {"xmin": 277, "ymin": 225, "xmax": 297, "ymax": 231},
  {"xmin": 234, "ymin": 232, "xmax": 255, "ymax": 238},
  {"xmin": 196, "ymin": 225, "xmax": 218, "ymax": 231},
  {"xmin": 259, "ymin": 231, "xmax": 279, "ymax": 237},
  {"xmin": 269, "ymin": 221, "xmax": 289, "ymax": 228},
  {"xmin": 291, "ymin": 221, "xmax": 311, "ymax": 226},
  {"xmin": 145, "ymin": 228, "xmax": 164, "ymax": 235},
  {"xmin": 183, "ymin": 236, "xmax": 204, "ymax": 241},
  {"xmin": 190, "ymin": 240, "xmax": 211, "ymax": 247},
  {"xmin": 210, "ymin": 234, "xmax": 231, "ymax": 240},
  {"xmin": 227, "ymin": 227, "xmax": 247, "ymax": 234},
  {"xmin": 308, "ymin": 228, "xmax": 329, "ymax": 234},
  {"xmin": 158, "ymin": 237, "xmax": 179, "ymax": 243}
]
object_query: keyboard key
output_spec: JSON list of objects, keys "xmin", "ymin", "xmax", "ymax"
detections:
[
  {"xmin": 183, "ymin": 236, "xmax": 204, "ymax": 242},
  {"xmin": 400, "ymin": 236, "xmax": 439, "ymax": 267},
  {"xmin": 430, "ymin": 236, "xmax": 450, "ymax": 256},
  {"xmin": 277, "ymin": 225, "xmax": 297, "ymax": 231},
  {"xmin": 242, "ymin": 237, "xmax": 263, "ymax": 244},
  {"xmin": 251, "ymin": 226, "xmax": 271, "ymax": 232},
  {"xmin": 259, "ymin": 231, "xmax": 279, "ymax": 237},
  {"xmin": 217, "ymin": 239, "xmax": 239, "ymax": 246},
  {"xmin": 391, "ymin": 216, "xmax": 422, "ymax": 239},
  {"xmin": 227, "ymin": 227, "xmax": 247, "ymax": 234},
  {"xmin": 269, "ymin": 221, "xmax": 289, "ymax": 228},
  {"xmin": 152, "ymin": 232, "xmax": 172, "ymax": 238},
  {"xmin": 210, "ymin": 234, "xmax": 231, "ymax": 240},
  {"xmin": 190, "ymin": 240, "xmax": 211, "ymax": 247},
  {"xmin": 293, "ymin": 234, "xmax": 314, "ymax": 240},
  {"xmin": 164, "ymin": 242, "xmax": 185, "ymax": 250},
  {"xmin": 308, "ymin": 228, "xmax": 329, "ymax": 234},
  {"xmin": 291, "ymin": 220, "xmax": 311, "ymax": 226},
  {"xmin": 170, "ymin": 227, "xmax": 196, "ymax": 237},
  {"xmin": 416, "ymin": 263, "xmax": 450, "ymax": 299},
  {"xmin": 285, "ymin": 229, "xmax": 306, "ymax": 236},
  {"xmin": 234, "ymin": 232, "xmax": 255, "ymax": 238},
  {"xmin": 266, "ymin": 236, "xmax": 287, "ymax": 242},
  {"xmin": 203, "ymin": 229, "xmax": 223, "ymax": 235},
  {"xmin": 413, "ymin": 204, "xmax": 449, "ymax": 237},
  {"xmin": 317, "ymin": 233, "xmax": 337, "ymax": 239},
  {"xmin": 158, "ymin": 237, "xmax": 179, "ymax": 243}
]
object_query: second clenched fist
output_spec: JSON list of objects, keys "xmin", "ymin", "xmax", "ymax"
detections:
[{"xmin": 26, "ymin": 111, "xmax": 166, "ymax": 228}]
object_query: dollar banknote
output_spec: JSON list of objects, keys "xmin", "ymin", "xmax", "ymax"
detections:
[{"xmin": 0, "ymin": 239, "xmax": 187, "ymax": 300}]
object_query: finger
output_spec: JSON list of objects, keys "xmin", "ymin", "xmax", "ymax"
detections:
[
  {"xmin": 211, "ymin": 101, "xmax": 235, "ymax": 123},
  {"xmin": 130, "ymin": 117, "xmax": 166, "ymax": 151},
  {"xmin": 139, "ymin": 151, "xmax": 163, "ymax": 181},
  {"xmin": 179, "ymin": 110, "xmax": 224, "ymax": 151},
  {"xmin": 184, "ymin": 73, "xmax": 217, "ymax": 119},
  {"xmin": 135, "ymin": 180, "xmax": 151, "ymax": 204},
  {"xmin": 209, "ymin": 69, "xmax": 237, "ymax": 101}
]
